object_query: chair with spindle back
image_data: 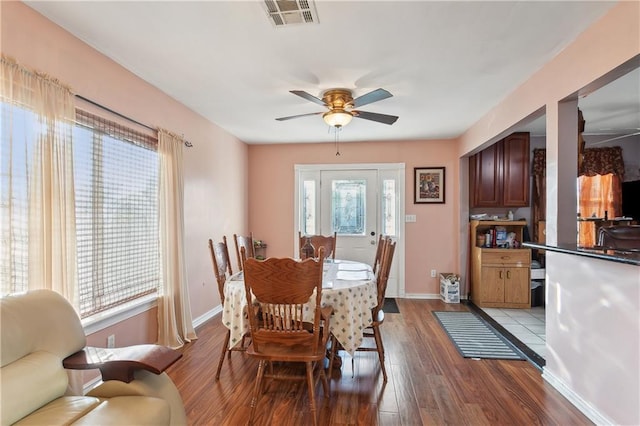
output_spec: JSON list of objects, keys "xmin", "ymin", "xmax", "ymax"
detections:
[
  {"xmin": 242, "ymin": 248, "xmax": 332, "ymax": 426},
  {"xmin": 233, "ymin": 232, "xmax": 255, "ymax": 271},
  {"xmin": 208, "ymin": 237, "xmax": 248, "ymax": 380},
  {"xmin": 372, "ymin": 234, "xmax": 389, "ymax": 275},
  {"xmin": 298, "ymin": 231, "xmax": 337, "ymax": 260}
]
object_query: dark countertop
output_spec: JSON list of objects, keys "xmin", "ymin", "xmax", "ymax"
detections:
[{"xmin": 524, "ymin": 242, "xmax": 640, "ymax": 266}]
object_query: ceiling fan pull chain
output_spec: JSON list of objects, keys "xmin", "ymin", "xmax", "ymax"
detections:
[{"xmin": 335, "ymin": 126, "xmax": 341, "ymax": 156}]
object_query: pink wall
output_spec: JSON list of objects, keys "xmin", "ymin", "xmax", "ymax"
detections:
[
  {"xmin": 248, "ymin": 139, "xmax": 460, "ymax": 295},
  {"xmin": 2, "ymin": 2, "xmax": 249, "ymax": 341}
]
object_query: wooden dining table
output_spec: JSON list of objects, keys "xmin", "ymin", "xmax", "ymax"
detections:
[{"xmin": 221, "ymin": 259, "xmax": 377, "ymax": 355}]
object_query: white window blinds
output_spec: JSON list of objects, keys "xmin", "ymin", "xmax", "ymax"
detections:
[{"xmin": 74, "ymin": 110, "xmax": 160, "ymax": 317}]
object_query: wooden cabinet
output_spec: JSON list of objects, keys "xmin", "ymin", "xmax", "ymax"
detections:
[
  {"xmin": 470, "ymin": 132, "xmax": 530, "ymax": 208},
  {"xmin": 470, "ymin": 220, "xmax": 531, "ymax": 308}
]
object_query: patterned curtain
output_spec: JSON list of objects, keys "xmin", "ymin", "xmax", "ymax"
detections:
[
  {"xmin": 531, "ymin": 149, "xmax": 546, "ymax": 243},
  {"xmin": 580, "ymin": 146, "xmax": 625, "ymax": 178}
]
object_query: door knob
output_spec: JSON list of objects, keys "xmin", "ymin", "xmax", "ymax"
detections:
[
  {"xmin": 371, "ymin": 240, "xmax": 376, "ymax": 245},
  {"xmin": 370, "ymin": 231, "xmax": 376, "ymax": 236}
]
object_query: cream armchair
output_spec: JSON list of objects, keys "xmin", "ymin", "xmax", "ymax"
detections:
[{"xmin": 0, "ymin": 290, "xmax": 187, "ymax": 425}]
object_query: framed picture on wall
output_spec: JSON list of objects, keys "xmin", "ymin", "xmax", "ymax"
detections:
[{"xmin": 414, "ymin": 167, "xmax": 445, "ymax": 204}]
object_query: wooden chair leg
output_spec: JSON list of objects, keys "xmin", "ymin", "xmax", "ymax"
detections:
[
  {"xmin": 305, "ymin": 361, "xmax": 318, "ymax": 426},
  {"xmin": 318, "ymin": 361, "xmax": 330, "ymax": 397},
  {"xmin": 249, "ymin": 360, "xmax": 266, "ymax": 425},
  {"xmin": 328, "ymin": 335, "xmax": 338, "ymax": 373},
  {"xmin": 215, "ymin": 330, "xmax": 231, "ymax": 380},
  {"xmin": 372, "ymin": 325, "xmax": 387, "ymax": 382}
]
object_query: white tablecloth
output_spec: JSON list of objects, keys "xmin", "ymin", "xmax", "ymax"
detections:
[{"xmin": 221, "ymin": 260, "xmax": 377, "ymax": 355}]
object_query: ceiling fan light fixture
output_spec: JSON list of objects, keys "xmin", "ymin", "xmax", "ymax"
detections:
[{"xmin": 323, "ymin": 110, "xmax": 353, "ymax": 127}]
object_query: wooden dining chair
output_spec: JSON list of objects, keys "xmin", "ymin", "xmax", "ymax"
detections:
[
  {"xmin": 208, "ymin": 237, "xmax": 248, "ymax": 380},
  {"xmin": 372, "ymin": 235, "xmax": 389, "ymax": 275},
  {"xmin": 298, "ymin": 231, "xmax": 337, "ymax": 260},
  {"xmin": 332, "ymin": 239, "xmax": 396, "ymax": 381},
  {"xmin": 234, "ymin": 233, "xmax": 255, "ymax": 271},
  {"xmin": 242, "ymin": 248, "xmax": 332, "ymax": 426}
]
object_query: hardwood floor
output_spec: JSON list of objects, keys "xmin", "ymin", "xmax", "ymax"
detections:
[{"xmin": 166, "ymin": 299, "xmax": 592, "ymax": 425}]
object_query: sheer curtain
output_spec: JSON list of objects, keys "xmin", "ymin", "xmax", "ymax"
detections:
[
  {"xmin": 1, "ymin": 56, "xmax": 78, "ymax": 305},
  {"xmin": 157, "ymin": 128, "xmax": 196, "ymax": 348}
]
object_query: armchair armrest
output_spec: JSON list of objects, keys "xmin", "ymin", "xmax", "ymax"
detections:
[{"xmin": 63, "ymin": 344, "xmax": 182, "ymax": 383}]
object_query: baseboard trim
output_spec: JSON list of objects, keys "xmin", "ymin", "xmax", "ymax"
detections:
[
  {"xmin": 192, "ymin": 305, "xmax": 221, "ymax": 329},
  {"xmin": 542, "ymin": 369, "xmax": 614, "ymax": 426},
  {"xmin": 403, "ymin": 293, "xmax": 468, "ymax": 300}
]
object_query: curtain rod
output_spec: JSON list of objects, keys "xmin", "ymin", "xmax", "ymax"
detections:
[{"xmin": 75, "ymin": 94, "xmax": 193, "ymax": 147}]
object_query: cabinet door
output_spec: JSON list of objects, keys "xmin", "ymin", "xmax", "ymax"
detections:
[
  {"xmin": 504, "ymin": 267, "xmax": 530, "ymax": 305},
  {"xmin": 480, "ymin": 266, "xmax": 505, "ymax": 303},
  {"xmin": 502, "ymin": 133, "xmax": 530, "ymax": 207},
  {"xmin": 470, "ymin": 142, "xmax": 502, "ymax": 208}
]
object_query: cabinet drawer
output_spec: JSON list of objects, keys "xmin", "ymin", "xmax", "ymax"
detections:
[{"xmin": 482, "ymin": 250, "xmax": 530, "ymax": 266}]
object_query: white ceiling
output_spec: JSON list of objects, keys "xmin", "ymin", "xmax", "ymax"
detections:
[{"xmin": 25, "ymin": 1, "xmax": 638, "ymax": 145}]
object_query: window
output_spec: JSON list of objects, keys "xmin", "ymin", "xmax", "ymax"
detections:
[
  {"xmin": 578, "ymin": 173, "xmax": 621, "ymax": 247},
  {"xmin": 74, "ymin": 111, "xmax": 159, "ymax": 317},
  {"xmin": 0, "ymin": 105, "xmax": 39, "ymax": 293},
  {"xmin": 382, "ymin": 179, "xmax": 397, "ymax": 236},
  {"xmin": 302, "ymin": 180, "xmax": 316, "ymax": 235},
  {"xmin": 331, "ymin": 179, "xmax": 366, "ymax": 235},
  {"xmin": 1, "ymin": 105, "xmax": 160, "ymax": 317}
]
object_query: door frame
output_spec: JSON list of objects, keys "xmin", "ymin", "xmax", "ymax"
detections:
[{"xmin": 294, "ymin": 162, "xmax": 406, "ymax": 297}]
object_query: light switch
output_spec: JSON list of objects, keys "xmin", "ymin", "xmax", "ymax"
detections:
[{"xmin": 405, "ymin": 214, "xmax": 416, "ymax": 223}]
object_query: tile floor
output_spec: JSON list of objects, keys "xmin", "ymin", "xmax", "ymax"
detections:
[{"xmin": 480, "ymin": 306, "xmax": 546, "ymax": 359}]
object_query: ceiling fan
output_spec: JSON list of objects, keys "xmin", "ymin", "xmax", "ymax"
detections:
[{"xmin": 275, "ymin": 88, "xmax": 399, "ymax": 128}]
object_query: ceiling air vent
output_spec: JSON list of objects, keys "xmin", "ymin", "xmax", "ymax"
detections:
[{"xmin": 262, "ymin": 0, "xmax": 319, "ymax": 27}]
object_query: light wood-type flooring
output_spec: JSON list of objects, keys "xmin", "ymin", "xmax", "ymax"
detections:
[{"xmin": 166, "ymin": 299, "xmax": 591, "ymax": 425}]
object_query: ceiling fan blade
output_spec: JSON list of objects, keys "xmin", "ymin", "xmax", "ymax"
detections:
[
  {"xmin": 290, "ymin": 90, "xmax": 326, "ymax": 106},
  {"xmin": 352, "ymin": 88, "xmax": 393, "ymax": 108},
  {"xmin": 275, "ymin": 111, "xmax": 323, "ymax": 121},
  {"xmin": 353, "ymin": 110, "xmax": 399, "ymax": 125}
]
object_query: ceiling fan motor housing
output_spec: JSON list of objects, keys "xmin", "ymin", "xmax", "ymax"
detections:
[{"xmin": 322, "ymin": 89, "xmax": 354, "ymax": 110}]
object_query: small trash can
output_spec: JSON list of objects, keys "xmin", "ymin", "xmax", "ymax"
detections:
[
  {"xmin": 440, "ymin": 273, "xmax": 460, "ymax": 303},
  {"xmin": 530, "ymin": 280, "xmax": 545, "ymax": 307}
]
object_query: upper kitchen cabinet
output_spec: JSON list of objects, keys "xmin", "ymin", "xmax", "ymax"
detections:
[{"xmin": 470, "ymin": 132, "xmax": 530, "ymax": 208}]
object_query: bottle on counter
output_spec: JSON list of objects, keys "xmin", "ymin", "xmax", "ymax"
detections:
[{"xmin": 508, "ymin": 210, "xmax": 514, "ymax": 221}]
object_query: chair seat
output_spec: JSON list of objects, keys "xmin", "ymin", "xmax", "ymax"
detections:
[
  {"xmin": 246, "ymin": 341, "xmax": 326, "ymax": 362},
  {"xmin": 248, "ymin": 326, "xmax": 330, "ymax": 361}
]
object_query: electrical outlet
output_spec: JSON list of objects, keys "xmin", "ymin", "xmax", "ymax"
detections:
[
  {"xmin": 107, "ymin": 334, "xmax": 115, "ymax": 348},
  {"xmin": 430, "ymin": 269, "xmax": 437, "ymax": 278}
]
